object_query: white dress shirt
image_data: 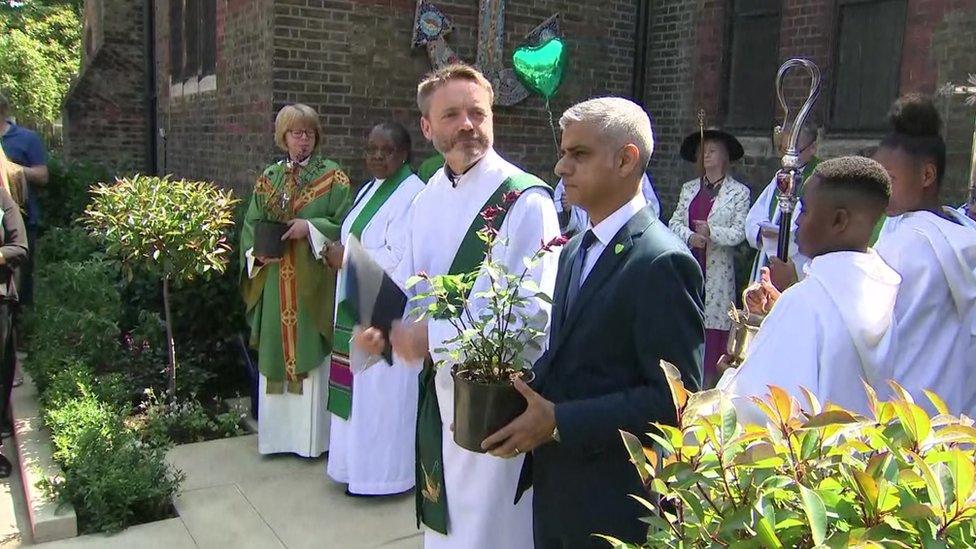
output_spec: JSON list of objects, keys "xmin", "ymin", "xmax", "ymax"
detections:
[{"xmin": 581, "ymin": 191, "xmax": 647, "ymax": 282}]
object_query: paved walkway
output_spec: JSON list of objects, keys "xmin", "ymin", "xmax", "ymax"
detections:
[{"xmin": 0, "ymin": 435, "xmax": 423, "ymax": 548}]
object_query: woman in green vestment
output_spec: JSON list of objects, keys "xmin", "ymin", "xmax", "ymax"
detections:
[{"xmin": 239, "ymin": 104, "xmax": 352, "ymax": 457}]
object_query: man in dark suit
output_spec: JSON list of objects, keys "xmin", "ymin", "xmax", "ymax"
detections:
[{"xmin": 482, "ymin": 97, "xmax": 705, "ymax": 548}]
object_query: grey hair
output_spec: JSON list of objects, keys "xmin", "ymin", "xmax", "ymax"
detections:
[{"xmin": 559, "ymin": 97, "xmax": 654, "ymax": 169}]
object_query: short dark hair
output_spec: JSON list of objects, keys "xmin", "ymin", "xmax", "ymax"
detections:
[
  {"xmin": 811, "ymin": 156, "xmax": 891, "ymax": 210},
  {"xmin": 372, "ymin": 121, "xmax": 413, "ymax": 163}
]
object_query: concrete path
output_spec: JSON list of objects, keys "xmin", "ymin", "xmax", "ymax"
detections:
[{"xmin": 2, "ymin": 435, "xmax": 423, "ymax": 548}]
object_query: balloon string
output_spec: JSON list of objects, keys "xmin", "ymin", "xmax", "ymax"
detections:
[{"xmin": 546, "ymin": 100, "xmax": 559, "ymax": 155}]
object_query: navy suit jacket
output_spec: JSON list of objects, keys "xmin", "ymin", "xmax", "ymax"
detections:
[{"xmin": 517, "ymin": 204, "xmax": 705, "ymax": 545}]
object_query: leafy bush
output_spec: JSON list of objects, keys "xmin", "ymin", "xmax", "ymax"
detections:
[
  {"xmin": 39, "ymin": 157, "xmax": 109, "ymax": 231},
  {"xmin": 40, "ymin": 361, "xmax": 129, "ymax": 412},
  {"xmin": 615, "ymin": 364, "xmax": 976, "ymax": 548},
  {"xmin": 84, "ymin": 175, "xmax": 238, "ymax": 398},
  {"xmin": 132, "ymin": 390, "xmax": 245, "ymax": 449},
  {"xmin": 35, "ymin": 226, "xmax": 101, "ymax": 265},
  {"xmin": 23, "ymin": 260, "xmax": 121, "ymax": 390},
  {"xmin": 40, "ymin": 424, "xmax": 184, "ymax": 534},
  {"xmin": 23, "ymin": 168, "xmax": 251, "ymax": 535},
  {"xmin": 0, "ymin": 3, "xmax": 81, "ymax": 124}
]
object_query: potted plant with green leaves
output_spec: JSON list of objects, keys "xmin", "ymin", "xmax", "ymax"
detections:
[
  {"xmin": 610, "ymin": 362, "xmax": 976, "ymax": 548},
  {"xmin": 406, "ymin": 192, "xmax": 566, "ymax": 453},
  {"xmin": 84, "ymin": 174, "xmax": 238, "ymax": 400}
]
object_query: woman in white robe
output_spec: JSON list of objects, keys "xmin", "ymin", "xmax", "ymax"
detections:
[
  {"xmin": 873, "ymin": 95, "xmax": 976, "ymax": 417},
  {"xmin": 325, "ymin": 123, "xmax": 425, "ymax": 495}
]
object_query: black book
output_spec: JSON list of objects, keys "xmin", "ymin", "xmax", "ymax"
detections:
[{"xmin": 342, "ymin": 237, "xmax": 408, "ymax": 364}]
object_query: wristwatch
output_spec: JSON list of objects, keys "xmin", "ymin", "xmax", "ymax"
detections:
[{"xmin": 551, "ymin": 425, "xmax": 561, "ymax": 443}]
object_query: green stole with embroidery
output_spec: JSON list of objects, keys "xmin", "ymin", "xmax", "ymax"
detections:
[
  {"xmin": 415, "ymin": 172, "xmax": 550, "ymax": 534},
  {"xmin": 327, "ymin": 164, "xmax": 413, "ymax": 419}
]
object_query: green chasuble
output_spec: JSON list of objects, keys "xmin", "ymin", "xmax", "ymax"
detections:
[
  {"xmin": 417, "ymin": 153, "xmax": 445, "ymax": 183},
  {"xmin": 415, "ymin": 173, "xmax": 552, "ymax": 535},
  {"xmin": 327, "ymin": 163, "xmax": 415, "ymax": 419},
  {"xmin": 240, "ymin": 155, "xmax": 353, "ymax": 394}
]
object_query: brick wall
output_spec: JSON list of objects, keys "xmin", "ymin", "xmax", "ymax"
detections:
[
  {"xmin": 63, "ymin": 0, "xmax": 149, "ymax": 174},
  {"xmin": 932, "ymin": 1, "xmax": 976, "ymax": 206},
  {"xmin": 71, "ymin": 0, "xmax": 976, "ymax": 210},
  {"xmin": 155, "ymin": 0, "xmax": 276, "ymax": 194},
  {"xmin": 267, "ymin": 0, "xmax": 638, "ymax": 189},
  {"xmin": 646, "ymin": 0, "xmax": 976, "ymax": 218}
]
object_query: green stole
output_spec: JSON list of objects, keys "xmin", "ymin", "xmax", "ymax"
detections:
[
  {"xmin": 415, "ymin": 173, "xmax": 551, "ymax": 535},
  {"xmin": 751, "ymin": 157, "xmax": 820, "ymax": 276},
  {"xmin": 327, "ymin": 164, "xmax": 414, "ymax": 419},
  {"xmin": 418, "ymin": 153, "xmax": 445, "ymax": 183}
]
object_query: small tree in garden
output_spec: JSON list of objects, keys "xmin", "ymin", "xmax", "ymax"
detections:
[{"xmin": 84, "ymin": 175, "xmax": 238, "ymax": 400}]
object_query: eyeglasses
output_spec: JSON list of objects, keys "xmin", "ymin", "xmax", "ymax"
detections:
[{"xmin": 288, "ymin": 129, "xmax": 314, "ymax": 139}]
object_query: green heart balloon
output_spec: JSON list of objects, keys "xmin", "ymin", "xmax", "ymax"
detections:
[{"xmin": 512, "ymin": 37, "xmax": 567, "ymax": 101}]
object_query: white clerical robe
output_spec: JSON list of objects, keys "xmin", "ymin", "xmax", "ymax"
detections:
[
  {"xmin": 394, "ymin": 149, "xmax": 560, "ymax": 549},
  {"xmin": 327, "ymin": 173, "xmax": 426, "ymax": 494},
  {"xmin": 744, "ymin": 176, "xmax": 810, "ymax": 283},
  {"xmin": 247, "ymin": 189, "xmax": 330, "ymax": 457},
  {"xmin": 875, "ymin": 211, "xmax": 976, "ymax": 417},
  {"xmin": 718, "ymin": 250, "xmax": 901, "ymax": 424}
]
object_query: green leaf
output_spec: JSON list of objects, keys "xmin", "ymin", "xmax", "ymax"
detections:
[
  {"xmin": 910, "ymin": 451, "xmax": 946, "ymax": 514},
  {"xmin": 754, "ymin": 508, "xmax": 784, "ymax": 549},
  {"xmin": 947, "ymin": 449, "xmax": 975, "ymax": 510},
  {"xmin": 801, "ymin": 409, "xmax": 859, "ymax": 429},
  {"xmin": 799, "ymin": 484, "xmax": 828, "ymax": 545},
  {"xmin": 620, "ymin": 430, "xmax": 652, "ymax": 488},
  {"xmin": 923, "ymin": 390, "xmax": 950, "ymax": 417}
]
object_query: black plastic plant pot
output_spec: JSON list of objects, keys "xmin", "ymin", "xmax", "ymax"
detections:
[
  {"xmin": 254, "ymin": 220, "xmax": 288, "ymax": 259},
  {"xmin": 452, "ymin": 366, "xmax": 535, "ymax": 454}
]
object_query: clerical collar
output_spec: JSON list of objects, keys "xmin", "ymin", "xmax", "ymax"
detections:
[{"xmin": 445, "ymin": 157, "xmax": 484, "ymax": 187}]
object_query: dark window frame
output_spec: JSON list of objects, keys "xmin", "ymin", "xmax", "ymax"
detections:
[
  {"xmin": 169, "ymin": 0, "xmax": 217, "ymax": 85},
  {"xmin": 827, "ymin": 0, "xmax": 908, "ymax": 135},
  {"xmin": 724, "ymin": 0, "xmax": 783, "ymax": 133}
]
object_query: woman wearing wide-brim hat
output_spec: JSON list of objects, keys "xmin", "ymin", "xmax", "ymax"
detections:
[{"xmin": 669, "ymin": 128, "xmax": 751, "ymax": 387}]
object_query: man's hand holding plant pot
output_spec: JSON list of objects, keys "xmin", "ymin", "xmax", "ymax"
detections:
[{"xmin": 481, "ymin": 378, "xmax": 556, "ymax": 458}]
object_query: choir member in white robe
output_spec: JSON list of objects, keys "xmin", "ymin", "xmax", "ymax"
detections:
[
  {"xmin": 744, "ymin": 124, "xmax": 820, "ymax": 287},
  {"xmin": 720, "ymin": 158, "xmax": 901, "ymax": 423},
  {"xmin": 355, "ymin": 65, "xmax": 559, "ymax": 549},
  {"xmin": 872, "ymin": 94, "xmax": 976, "ymax": 417},
  {"xmin": 554, "ymin": 172, "xmax": 660, "ymax": 235},
  {"xmin": 325, "ymin": 123, "xmax": 426, "ymax": 495}
]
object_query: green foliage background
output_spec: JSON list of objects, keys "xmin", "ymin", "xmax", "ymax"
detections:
[{"xmin": 0, "ymin": 1, "xmax": 82, "ymax": 124}]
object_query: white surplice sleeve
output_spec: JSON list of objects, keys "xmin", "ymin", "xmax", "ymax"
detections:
[
  {"xmin": 721, "ymin": 289, "xmax": 822, "ymax": 425},
  {"xmin": 745, "ymin": 180, "xmax": 777, "ymax": 250},
  {"xmin": 641, "ymin": 174, "xmax": 661, "ymax": 220},
  {"xmin": 362, "ymin": 177, "xmax": 425, "ymax": 275}
]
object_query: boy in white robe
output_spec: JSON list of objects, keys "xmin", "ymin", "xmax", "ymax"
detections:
[
  {"xmin": 872, "ymin": 94, "xmax": 976, "ymax": 417},
  {"xmin": 719, "ymin": 157, "xmax": 901, "ymax": 423}
]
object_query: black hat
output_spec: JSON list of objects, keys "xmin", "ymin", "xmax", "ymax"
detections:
[{"xmin": 680, "ymin": 128, "xmax": 744, "ymax": 163}]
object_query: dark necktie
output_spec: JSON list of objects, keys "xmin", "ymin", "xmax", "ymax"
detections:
[{"xmin": 564, "ymin": 229, "xmax": 597, "ymax": 317}]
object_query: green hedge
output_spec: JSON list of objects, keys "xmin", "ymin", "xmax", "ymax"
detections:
[{"xmin": 22, "ymin": 158, "xmax": 249, "ymax": 533}]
